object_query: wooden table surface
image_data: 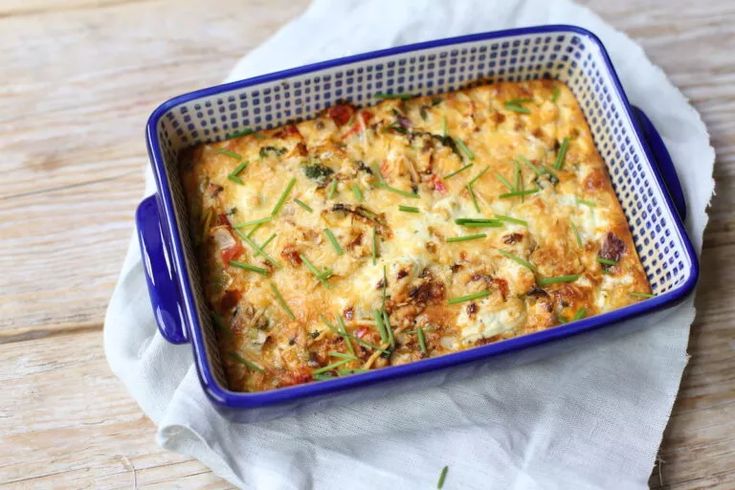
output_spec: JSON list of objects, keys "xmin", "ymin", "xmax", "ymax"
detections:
[{"xmin": 0, "ymin": 0, "xmax": 732, "ymax": 488}]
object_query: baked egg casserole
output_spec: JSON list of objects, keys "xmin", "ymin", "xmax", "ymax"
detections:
[{"xmin": 180, "ymin": 79, "xmax": 651, "ymax": 392}]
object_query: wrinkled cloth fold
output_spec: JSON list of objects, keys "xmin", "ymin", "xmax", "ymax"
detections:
[{"xmin": 104, "ymin": 0, "xmax": 714, "ymax": 488}]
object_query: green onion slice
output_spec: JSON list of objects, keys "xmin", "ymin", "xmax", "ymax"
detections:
[
  {"xmin": 398, "ymin": 205, "xmax": 420, "ymax": 213},
  {"xmin": 553, "ymin": 137, "xmax": 570, "ymax": 170},
  {"xmin": 572, "ymin": 308, "xmax": 587, "ymax": 321},
  {"xmin": 499, "ymin": 188, "xmax": 540, "ymax": 199},
  {"xmin": 270, "ymin": 283, "xmax": 295, "ymax": 319},
  {"xmin": 324, "ymin": 228, "xmax": 344, "ymax": 255},
  {"xmin": 229, "ymin": 261, "xmax": 268, "ymax": 275},
  {"xmin": 437, "ymin": 466, "xmax": 449, "ymax": 489},
  {"xmin": 446, "ymin": 233, "xmax": 487, "ymax": 243},
  {"xmin": 327, "ymin": 179, "xmax": 338, "ymax": 199},
  {"xmin": 538, "ymin": 274, "xmax": 581, "ymax": 286},
  {"xmin": 234, "ymin": 216, "xmax": 272, "ymax": 228},
  {"xmin": 294, "ymin": 198, "xmax": 313, "ymax": 212},
  {"xmin": 448, "ymin": 290, "xmax": 489, "ymax": 305},
  {"xmin": 455, "ymin": 218, "xmax": 503, "ymax": 228},
  {"xmin": 299, "ymin": 253, "xmax": 332, "ymax": 288},
  {"xmin": 417, "ymin": 327, "xmax": 427, "ymax": 355},
  {"xmin": 455, "ymin": 138, "xmax": 475, "ymax": 161},
  {"xmin": 496, "ymin": 214, "xmax": 528, "ymax": 227},
  {"xmin": 597, "ymin": 257, "xmax": 618, "ymax": 266},
  {"xmin": 217, "ymin": 148, "xmax": 242, "ymax": 160},
  {"xmin": 375, "ymin": 181, "xmax": 420, "ymax": 199},
  {"xmin": 351, "ymin": 183, "xmax": 364, "ymax": 202},
  {"xmin": 571, "ymin": 222, "xmax": 583, "ymax": 247},
  {"xmin": 228, "ymin": 352, "xmax": 264, "ymax": 372},
  {"xmin": 235, "ymin": 229, "xmax": 282, "ymax": 267},
  {"xmin": 495, "ymin": 172, "xmax": 515, "ymax": 191},
  {"xmin": 271, "ymin": 177, "xmax": 297, "ymax": 216},
  {"xmin": 498, "ymin": 249, "xmax": 537, "ymax": 272},
  {"xmin": 444, "ymin": 163, "xmax": 473, "ymax": 179}
]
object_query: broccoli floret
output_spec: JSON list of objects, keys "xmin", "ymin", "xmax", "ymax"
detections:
[{"xmin": 302, "ymin": 162, "xmax": 334, "ymax": 183}]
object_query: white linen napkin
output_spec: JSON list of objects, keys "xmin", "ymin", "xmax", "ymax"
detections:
[{"xmin": 104, "ymin": 0, "xmax": 715, "ymax": 488}]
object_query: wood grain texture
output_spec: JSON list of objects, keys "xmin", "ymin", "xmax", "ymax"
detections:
[{"xmin": 0, "ymin": 0, "xmax": 732, "ymax": 488}]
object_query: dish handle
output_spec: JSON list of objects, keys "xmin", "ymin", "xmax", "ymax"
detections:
[
  {"xmin": 630, "ymin": 106, "xmax": 687, "ymax": 222},
  {"xmin": 136, "ymin": 195, "xmax": 189, "ymax": 344}
]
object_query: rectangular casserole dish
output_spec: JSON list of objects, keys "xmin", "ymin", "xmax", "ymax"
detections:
[{"xmin": 138, "ymin": 25, "xmax": 698, "ymax": 422}]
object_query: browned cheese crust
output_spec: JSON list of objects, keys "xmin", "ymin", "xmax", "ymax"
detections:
[{"xmin": 180, "ymin": 79, "xmax": 651, "ymax": 392}]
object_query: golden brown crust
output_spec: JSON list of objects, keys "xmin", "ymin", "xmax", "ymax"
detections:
[{"xmin": 181, "ymin": 79, "xmax": 651, "ymax": 392}]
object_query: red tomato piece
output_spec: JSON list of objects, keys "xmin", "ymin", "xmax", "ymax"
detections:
[{"xmin": 328, "ymin": 104, "xmax": 355, "ymax": 126}]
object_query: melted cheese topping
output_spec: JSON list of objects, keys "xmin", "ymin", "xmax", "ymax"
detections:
[{"xmin": 180, "ymin": 80, "xmax": 651, "ymax": 392}]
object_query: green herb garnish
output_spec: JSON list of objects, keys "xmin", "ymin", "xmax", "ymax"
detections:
[
  {"xmin": 417, "ymin": 327, "xmax": 427, "ymax": 355},
  {"xmin": 324, "ymin": 228, "xmax": 344, "ymax": 255},
  {"xmin": 382, "ymin": 309, "xmax": 395, "ymax": 349},
  {"xmin": 375, "ymin": 181, "xmax": 420, "ymax": 199},
  {"xmin": 448, "ymin": 290, "xmax": 489, "ymax": 305},
  {"xmin": 437, "ymin": 466, "xmax": 449, "ymax": 489},
  {"xmin": 327, "ymin": 179, "xmax": 338, "ymax": 199},
  {"xmin": 553, "ymin": 137, "xmax": 570, "ymax": 170},
  {"xmin": 498, "ymin": 249, "xmax": 537, "ymax": 272},
  {"xmin": 374, "ymin": 92, "xmax": 412, "ymax": 100},
  {"xmin": 337, "ymin": 368, "xmax": 369, "ymax": 376},
  {"xmin": 454, "ymin": 218, "xmax": 503, "ymax": 228},
  {"xmin": 468, "ymin": 166, "xmax": 489, "ymax": 186},
  {"xmin": 299, "ymin": 253, "xmax": 332, "ymax": 288},
  {"xmin": 229, "ymin": 261, "xmax": 268, "ymax": 275},
  {"xmin": 496, "ymin": 215, "xmax": 528, "ymax": 227},
  {"xmin": 571, "ymin": 222, "xmax": 583, "ymax": 247},
  {"xmin": 576, "ymin": 197, "xmax": 596, "ymax": 208},
  {"xmin": 303, "ymin": 162, "xmax": 334, "ymax": 183},
  {"xmin": 235, "ymin": 229, "xmax": 282, "ymax": 267},
  {"xmin": 259, "ymin": 146, "xmax": 287, "ymax": 158},
  {"xmin": 446, "ymin": 233, "xmax": 487, "ymax": 243},
  {"xmin": 630, "ymin": 291, "xmax": 655, "ymax": 299},
  {"xmin": 551, "ymin": 86, "xmax": 561, "ymax": 103},
  {"xmin": 572, "ymin": 308, "xmax": 587, "ymax": 321},
  {"xmin": 495, "ymin": 172, "xmax": 515, "ymax": 191},
  {"xmin": 228, "ymin": 352, "xmax": 264, "ymax": 372},
  {"xmin": 504, "ymin": 98, "xmax": 532, "ymax": 114},
  {"xmin": 374, "ymin": 309, "xmax": 389, "ymax": 344},
  {"xmin": 398, "ymin": 205, "xmax": 420, "ymax": 213},
  {"xmin": 336, "ymin": 316, "xmax": 356, "ymax": 357},
  {"xmin": 466, "ymin": 185, "xmax": 481, "ymax": 212},
  {"xmin": 455, "ymin": 138, "xmax": 475, "ymax": 161},
  {"xmin": 270, "ymin": 283, "xmax": 295, "ymax": 319},
  {"xmin": 254, "ymin": 233, "xmax": 276, "ymax": 257},
  {"xmin": 499, "ymin": 188, "xmax": 540, "ymax": 199},
  {"xmin": 329, "ymin": 351, "xmax": 358, "ymax": 360},
  {"xmin": 294, "ymin": 198, "xmax": 313, "ymax": 212},
  {"xmin": 597, "ymin": 257, "xmax": 618, "ymax": 266},
  {"xmin": 234, "ymin": 216, "xmax": 273, "ymax": 229},
  {"xmin": 217, "ymin": 148, "xmax": 242, "ymax": 160},
  {"xmin": 538, "ymin": 274, "xmax": 580, "ymax": 286},
  {"xmin": 313, "ymin": 358, "xmax": 353, "ymax": 375},
  {"xmin": 314, "ymin": 373, "xmax": 335, "ymax": 381},
  {"xmin": 443, "ymin": 163, "xmax": 474, "ymax": 179},
  {"xmin": 227, "ymin": 127, "xmax": 254, "ymax": 139},
  {"xmin": 351, "ymin": 183, "xmax": 364, "ymax": 202},
  {"xmin": 227, "ymin": 161, "xmax": 248, "ymax": 185},
  {"xmin": 271, "ymin": 177, "xmax": 296, "ymax": 216}
]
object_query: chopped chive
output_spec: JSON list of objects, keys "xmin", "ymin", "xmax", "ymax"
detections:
[
  {"xmin": 299, "ymin": 254, "xmax": 332, "ymax": 288},
  {"xmin": 327, "ymin": 179, "xmax": 338, "ymax": 199},
  {"xmin": 572, "ymin": 308, "xmax": 587, "ymax": 321},
  {"xmin": 374, "ymin": 309, "xmax": 389, "ymax": 344},
  {"xmin": 337, "ymin": 368, "xmax": 369, "ymax": 376},
  {"xmin": 374, "ymin": 92, "xmax": 412, "ymax": 100},
  {"xmin": 576, "ymin": 197, "xmax": 596, "ymax": 208},
  {"xmin": 271, "ymin": 177, "xmax": 297, "ymax": 216},
  {"xmin": 375, "ymin": 181, "xmax": 420, "ymax": 198},
  {"xmin": 351, "ymin": 183, "xmax": 364, "ymax": 202},
  {"xmin": 468, "ymin": 166, "xmax": 489, "ymax": 187},
  {"xmin": 437, "ymin": 466, "xmax": 449, "ymax": 489},
  {"xmin": 294, "ymin": 198, "xmax": 313, "ymax": 212},
  {"xmin": 504, "ymin": 100, "xmax": 531, "ymax": 114},
  {"xmin": 630, "ymin": 291, "xmax": 655, "ymax": 298},
  {"xmin": 313, "ymin": 358, "xmax": 353, "ymax": 375},
  {"xmin": 234, "ymin": 216, "xmax": 273, "ymax": 229},
  {"xmin": 372, "ymin": 228, "xmax": 379, "ymax": 265},
  {"xmin": 324, "ymin": 228, "xmax": 344, "ymax": 255},
  {"xmin": 381, "ymin": 265, "xmax": 388, "ymax": 309},
  {"xmin": 217, "ymin": 148, "xmax": 242, "ymax": 160},
  {"xmin": 455, "ymin": 138, "xmax": 475, "ymax": 161},
  {"xmin": 228, "ymin": 352, "xmax": 264, "ymax": 372},
  {"xmin": 229, "ymin": 261, "xmax": 269, "ymax": 275},
  {"xmin": 597, "ymin": 257, "xmax": 618, "ymax": 266},
  {"xmin": 314, "ymin": 373, "xmax": 335, "ymax": 381},
  {"xmin": 336, "ymin": 316, "xmax": 356, "ymax": 357},
  {"xmin": 446, "ymin": 233, "xmax": 487, "ymax": 243},
  {"xmin": 247, "ymin": 222, "xmax": 263, "ymax": 238},
  {"xmin": 467, "ymin": 184, "xmax": 481, "ymax": 212},
  {"xmin": 495, "ymin": 172, "xmax": 515, "ymax": 191},
  {"xmin": 442, "ymin": 116, "xmax": 448, "ymax": 137},
  {"xmin": 499, "ymin": 188, "xmax": 540, "ymax": 199},
  {"xmin": 229, "ymin": 160, "xmax": 248, "ymax": 176},
  {"xmin": 444, "ymin": 163, "xmax": 474, "ymax": 179},
  {"xmin": 417, "ymin": 326, "xmax": 427, "ymax": 354},
  {"xmin": 520, "ymin": 156, "xmax": 559, "ymax": 180},
  {"xmin": 496, "ymin": 214, "xmax": 528, "ymax": 227},
  {"xmin": 498, "ymin": 249, "xmax": 537, "ymax": 272},
  {"xmin": 571, "ymin": 222, "xmax": 583, "ymax": 247},
  {"xmin": 515, "ymin": 159, "xmax": 524, "ymax": 201},
  {"xmin": 255, "ymin": 233, "xmax": 276, "ymax": 257},
  {"xmin": 551, "ymin": 86, "xmax": 561, "ymax": 103},
  {"xmin": 328, "ymin": 351, "xmax": 358, "ymax": 360},
  {"xmin": 227, "ymin": 127, "xmax": 254, "ymax": 139},
  {"xmin": 398, "ymin": 205, "xmax": 420, "ymax": 213},
  {"xmin": 227, "ymin": 174, "xmax": 244, "ymax": 185},
  {"xmin": 270, "ymin": 283, "xmax": 295, "ymax": 319},
  {"xmin": 235, "ymin": 229, "xmax": 282, "ymax": 267},
  {"xmin": 382, "ymin": 309, "xmax": 395, "ymax": 349},
  {"xmin": 448, "ymin": 290, "xmax": 490, "ymax": 305},
  {"xmin": 538, "ymin": 274, "xmax": 580, "ymax": 286},
  {"xmin": 553, "ymin": 137, "xmax": 570, "ymax": 170},
  {"xmin": 455, "ymin": 218, "xmax": 503, "ymax": 228}
]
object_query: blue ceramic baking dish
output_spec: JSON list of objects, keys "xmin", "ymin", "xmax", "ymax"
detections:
[{"xmin": 137, "ymin": 25, "xmax": 698, "ymax": 421}]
